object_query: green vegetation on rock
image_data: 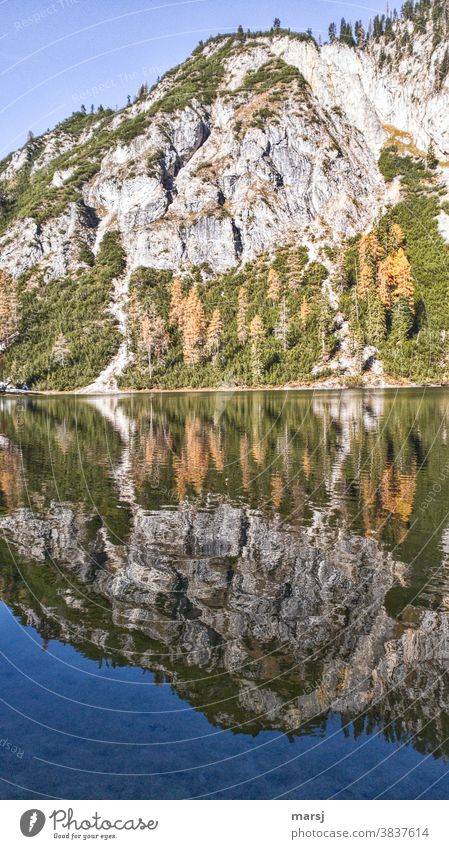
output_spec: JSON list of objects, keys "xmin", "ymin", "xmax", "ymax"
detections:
[{"xmin": 0, "ymin": 231, "xmax": 125, "ymax": 390}]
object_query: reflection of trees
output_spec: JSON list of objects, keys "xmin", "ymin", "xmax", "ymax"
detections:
[
  {"xmin": 0, "ymin": 435, "xmax": 22, "ymax": 510},
  {"xmin": 0, "ymin": 390, "xmax": 444, "ymax": 551},
  {"xmin": 0, "ymin": 391, "xmax": 449, "ymax": 758}
]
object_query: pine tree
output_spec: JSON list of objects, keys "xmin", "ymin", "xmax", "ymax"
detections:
[
  {"xmin": 437, "ymin": 48, "xmax": 449, "ymax": 90},
  {"xmin": 275, "ymin": 296, "xmax": 289, "ymax": 351},
  {"xmin": 52, "ymin": 332, "xmax": 70, "ymax": 367},
  {"xmin": 139, "ymin": 311, "xmax": 169, "ymax": 379},
  {"xmin": 182, "ymin": 287, "xmax": 206, "ymax": 365},
  {"xmin": 349, "ymin": 289, "xmax": 365, "ymax": 369},
  {"xmin": 366, "ymin": 286, "xmax": 386, "ymax": 347},
  {"xmin": 206, "ymin": 308, "xmax": 222, "ymax": 357},
  {"xmin": 391, "ymin": 297, "xmax": 414, "ymax": 344},
  {"xmin": 389, "ymin": 222, "xmax": 405, "ymax": 252},
  {"xmin": 237, "ymin": 286, "xmax": 248, "ymax": 344},
  {"xmin": 249, "ymin": 314, "xmax": 264, "ymax": 381},
  {"xmin": 328, "ymin": 22, "xmax": 337, "ymax": 43},
  {"xmin": 339, "ymin": 17, "xmax": 355, "ymax": 46},
  {"xmin": 427, "ymin": 142, "xmax": 438, "ymax": 169},
  {"xmin": 169, "ymin": 278, "xmax": 184, "ymax": 328},
  {"xmin": 393, "ymin": 248, "xmax": 414, "ymax": 309},
  {"xmin": 318, "ymin": 294, "xmax": 335, "ymax": 358},
  {"xmin": 355, "ymin": 20, "xmax": 365, "ymax": 45},
  {"xmin": 357, "ymin": 233, "xmax": 383, "ymax": 298},
  {"xmin": 0, "ymin": 271, "xmax": 18, "ymax": 348}
]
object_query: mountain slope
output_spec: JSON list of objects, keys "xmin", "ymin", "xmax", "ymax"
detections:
[{"xmin": 1, "ymin": 3, "xmax": 449, "ymax": 391}]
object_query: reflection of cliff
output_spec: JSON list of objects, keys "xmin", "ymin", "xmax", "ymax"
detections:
[
  {"xmin": 1, "ymin": 499, "xmax": 449, "ymax": 757},
  {"xmin": 1, "ymin": 392, "xmax": 449, "ymax": 756}
]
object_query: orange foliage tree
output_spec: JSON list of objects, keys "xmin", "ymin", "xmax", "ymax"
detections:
[
  {"xmin": 182, "ymin": 287, "xmax": 206, "ymax": 364},
  {"xmin": 267, "ymin": 268, "xmax": 282, "ymax": 302}
]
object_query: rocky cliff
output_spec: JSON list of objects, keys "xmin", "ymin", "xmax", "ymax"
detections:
[{"xmin": 1, "ymin": 3, "xmax": 449, "ymax": 390}]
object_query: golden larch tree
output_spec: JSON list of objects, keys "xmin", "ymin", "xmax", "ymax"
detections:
[
  {"xmin": 378, "ymin": 248, "xmax": 414, "ymax": 311},
  {"xmin": 182, "ymin": 287, "xmax": 206, "ymax": 364},
  {"xmin": 267, "ymin": 267, "xmax": 282, "ymax": 302},
  {"xmin": 169, "ymin": 277, "xmax": 184, "ymax": 328}
]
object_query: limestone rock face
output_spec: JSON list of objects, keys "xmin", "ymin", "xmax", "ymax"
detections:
[
  {"xmin": 1, "ymin": 23, "xmax": 448, "ymax": 389},
  {"xmin": 2, "ymin": 24, "xmax": 448, "ymax": 285}
]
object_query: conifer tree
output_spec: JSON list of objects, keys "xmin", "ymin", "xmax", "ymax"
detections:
[
  {"xmin": 366, "ymin": 286, "xmax": 386, "ymax": 347},
  {"xmin": 267, "ymin": 268, "xmax": 282, "ymax": 302},
  {"xmin": 300, "ymin": 298, "xmax": 310, "ymax": 329},
  {"xmin": 237, "ymin": 286, "xmax": 248, "ymax": 344},
  {"xmin": 52, "ymin": 332, "xmax": 70, "ymax": 367},
  {"xmin": 0, "ymin": 271, "xmax": 18, "ymax": 348},
  {"xmin": 378, "ymin": 247, "xmax": 414, "ymax": 311},
  {"xmin": 275, "ymin": 296, "xmax": 289, "ymax": 351},
  {"xmin": 182, "ymin": 287, "xmax": 206, "ymax": 365},
  {"xmin": 169, "ymin": 278, "xmax": 184, "ymax": 328},
  {"xmin": 206, "ymin": 308, "xmax": 222, "ymax": 357},
  {"xmin": 139, "ymin": 311, "xmax": 169, "ymax": 379},
  {"xmin": 249, "ymin": 314, "xmax": 264, "ymax": 381}
]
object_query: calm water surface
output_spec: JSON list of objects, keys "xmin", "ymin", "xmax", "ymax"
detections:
[{"xmin": 0, "ymin": 388, "xmax": 449, "ymax": 799}]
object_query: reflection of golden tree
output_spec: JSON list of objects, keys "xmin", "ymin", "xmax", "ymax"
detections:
[
  {"xmin": 271, "ymin": 473, "xmax": 284, "ymax": 508},
  {"xmin": 0, "ymin": 444, "xmax": 22, "ymax": 509},
  {"xmin": 381, "ymin": 459, "xmax": 417, "ymax": 527},
  {"xmin": 303, "ymin": 447, "xmax": 312, "ymax": 480},
  {"xmin": 208, "ymin": 428, "xmax": 224, "ymax": 472},
  {"xmin": 360, "ymin": 474, "xmax": 384, "ymax": 537},
  {"xmin": 239, "ymin": 434, "xmax": 251, "ymax": 492},
  {"xmin": 173, "ymin": 457, "xmax": 187, "ymax": 501},
  {"xmin": 173, "ymin": 416, "xmax": 209, "ymax": 499},
  {"xmin": 251, "ymin": 424, "xmax": 266, "ymax": 467},
  {"xmin": 131, "ymin": 415, "xmax": 172, "ymax": 487},
  {"xmin": 54, "ymin": 421, "xmax": 73, "ymax": 454}
]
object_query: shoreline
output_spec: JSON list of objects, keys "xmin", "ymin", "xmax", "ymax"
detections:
[{"xmin": 2, "ymin": 377, "xmax": 448, "ymax": 398}]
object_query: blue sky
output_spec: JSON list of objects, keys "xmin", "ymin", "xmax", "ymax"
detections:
[{"xmin": 0, "ymin": 0, "xmax": 388, "ymax": 157}]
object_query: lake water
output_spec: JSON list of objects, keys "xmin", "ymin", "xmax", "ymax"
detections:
[{"xmin": 0, "ymin": 388, "xmax": 449, "ymax": 800}]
